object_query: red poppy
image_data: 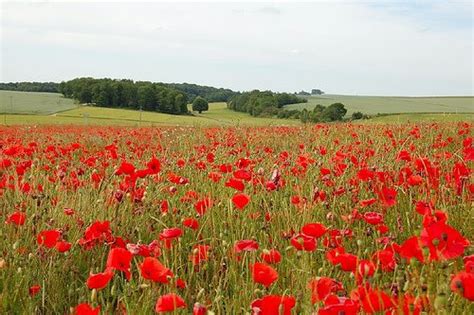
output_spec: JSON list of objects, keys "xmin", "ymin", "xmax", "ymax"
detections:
[
  {"xmin": 291, "ymin": 233, "xmax": 317, "ymax": 252},
  {"xmin": 362, "ymin": 212, "xmax": 384, "ymax": 225},
  {"xmin": 379, "ymin": 187, "xmax": 397, "ymax": 207},
  {"xmin": 397, "ymin": 236, "xmax": 425, "ymax": 263},
  {"xmin": 155, "ymin": 293, "xmax": 186, "ymax": 313},
  {"xmin": 193, "ymin": 303, "xmax": 207, "ymax": 315},
  {"xmin": 420, "ymin": 221, "xmax": 469, "ymax": 260},
  {"xmin": 37, "ymin": 230, "xmax": 61, "ymax": 248},
  {"xmin": 183, "ymin": 218, "xmax": 199, "ymax": 230},
  {"xmin": 55, "ymin": 240, "xmax": 72, "ymax": 253},
  {"xmin": 251, "ymin": 295, "xmax": 296, "ymax": 315},
  {"xmin": 6, "ymin": 211, "xmax": 26, "ymax": 226},
  {"xmin": 251, "ymin": 262, "xmax": 278, "ymax": 287},
  {"xmin": 234, "ymin": 240, "xmax": 259, "ymax": 253},
  {"xmin": 74, "ymin": 303, "xmax": 101, "ymax": 315},
  {"xmin": 29, "ymin": 284, "xmax": 41, "ymax": 297},
  {"xmin": 86, "ymin": 270, "xmax": 114, "ymax": 290},
  {"xmin": 194, "ymin": 198, "xmax": 212, "ymax": 216},
  {"xmin": 261, "ymin": 249, "xmax": 282, "ymax": 264},
  {"xmin": 140, "ymin": 257, "xmax": 173, "ymax": 283},
  {"xmin": 106, "ymin": 248, "xmax": 132, "ymax": 280},
  {"xmin": 327, "ymin": 248, "xmax": 358, "ymax": 272},
  {"xmin": 318, "ymin": 294, "xmax": 359, "ymax": 315},
  {"xmin": 308, "ymin": 277, "xmax": 344, "ymax": 304},
  {"xmin": 301, "ymin": 223, "xmax": 327, "ymax": 238},
  {"xmin": 225, "ymin": 178, "xmax": 245, "ymax": 191},
  {"xmin": 450, "ymin": 271, "xmax": 474, "ymax": 301},
  {"xmin": 232, "ymin": 193, "xmax": 250, "ymax": 210},
  {"xmin": 190, "ymin": 244, "xmax": 211, "ymax": 266}
]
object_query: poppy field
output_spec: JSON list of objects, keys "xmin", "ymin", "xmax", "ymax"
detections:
[{"xmin": 1, "ymin": 122, "xmax": 473, "ymax": 314}]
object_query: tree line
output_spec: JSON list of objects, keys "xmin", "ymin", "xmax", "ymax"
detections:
[
  {"xmin": 59, "ymin": 78, "xmax": 188, "ymax": 114},
  {"xmin": 227, "ymin": 90, "xmax": 307, "ymax": 117},
  {"xmin": 0, "ymin": 82, "xmax": 60, "ymax": 93},
  {"xmin": 167, "ymin": 83, "xmax": 236, "ymax": 102}
]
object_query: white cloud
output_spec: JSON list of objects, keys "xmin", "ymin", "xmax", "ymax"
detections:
[{"xmin": 1, "ymin": 1, "xmax": 472, "ymax": 95}]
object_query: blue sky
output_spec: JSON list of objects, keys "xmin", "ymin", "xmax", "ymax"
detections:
[{"xmin": 1, "ymin": 0, "xmax": 472, "ymax": 95}]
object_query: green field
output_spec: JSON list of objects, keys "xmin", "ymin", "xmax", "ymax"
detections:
[
  {"xmin": 1, "ymin": 91, "xmax": 473, "ymax": 126},
  {"xmin": 286, "ymin": 94, "xmax": 474, "ymax": 115},
  {"xmin": 0, "ymin": 90, "xmax": 77, "ymax": 115},
  {"xmin": 2, "ymin": 103, "xmax": 300, "ymax": 127}
]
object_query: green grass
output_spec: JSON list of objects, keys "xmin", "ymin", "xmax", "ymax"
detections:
[
  {"xmin": 362, "ymin": 112, "xmax": 474, "ymax": 123},
  {"xmin": 0, "ymin": 90, "xmax": 77, "ymax": 115},
  {"xmin": 2, "ymin": 103, "xmax": 300, "ymax": 126},
  {"xmin": 286, "ymin": 95, "xmax": 474, "ymax": 115},
  {"xmin": 1, "ymin": 91, "xmax": 472, "ymax": 126}
]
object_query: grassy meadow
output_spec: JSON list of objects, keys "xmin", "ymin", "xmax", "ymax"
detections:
[
  {"xmin": 0, "ymin": 90, "xmax": 77, "ymax": 115},
  {"xmin": 286, "ymin": 95, "xmax": 474, "ymax": 115}
]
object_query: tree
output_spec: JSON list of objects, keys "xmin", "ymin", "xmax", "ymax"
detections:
[
  {"xmin": 321, "ymin": 103, "xmax": 347, "ymax": 121},
  {"xmin": 192, "ymin": 96, "xmax": 209, "ymax": 114},
  {"xmin": 311, "ymin": 89, "xmax": 324, "ymax": 95},
  {"xmin": 351, "ymin": 111, "xmax": 364, "ymax": 120}
]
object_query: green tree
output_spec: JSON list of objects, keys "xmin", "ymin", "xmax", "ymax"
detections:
[
  {"xmin": 321, "ymin": 103, "xmax": 347, "ymax": 121},
  {"xmin": 192, "ymin": 96, "xmax": 209, "ymax": 114}
]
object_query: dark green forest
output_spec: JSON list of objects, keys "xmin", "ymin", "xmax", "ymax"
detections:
[
  {"xmin": 227, "ymin": 90, "xmax": 307, "ymax": 117},
  {"xmin": 59, "ymin": 78, "xmax": 188, "ymax": 114},
  {"xmin": 0, "ymin": 82, "xmax": 60, "ymax": 93}
]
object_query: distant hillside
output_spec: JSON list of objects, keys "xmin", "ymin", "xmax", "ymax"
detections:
[{"xmin": 0, "ymin": 82, "xmax": 59, "ymax": 93}]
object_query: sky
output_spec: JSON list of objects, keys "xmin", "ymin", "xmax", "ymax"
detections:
[{"xmin": 1, "ymin": 0, "xmax": 473, "ymax": 96}]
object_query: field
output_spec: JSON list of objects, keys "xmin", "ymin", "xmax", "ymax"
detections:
[
  {"xmin": 286, "ymin": 95, "xmax": 474, "ymax": 115},
  {"xmin": 0, "ymin": 90, "xmax": 77, "ymax": 115},
  {"xmin": 1, "ymin": 122, "xmax": 473, "ymax": 314}
]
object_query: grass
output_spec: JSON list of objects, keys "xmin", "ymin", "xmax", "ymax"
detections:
[
  {"xmin": 3, "ymin": 103, "xmax": 300, "ymax": 127},
  {"xmin": 1, "ymin": 91, "xmax": 473, "ymax": 126},
  {"xmin": 0, "ymin": 90, "xmax": 77, "ymax": 115},
  {"xmin": 286, "ymin": 94, "xmax": 474, "ymax": 115}
]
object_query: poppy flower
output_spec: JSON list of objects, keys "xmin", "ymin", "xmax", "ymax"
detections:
[
  {"xmin": 318, "ymin": 294, "xmax": 359, "ymax": 315},
  {"xmin": 301, "ymin": 223, "xmax": 327, "ymax": 238},
  {"xmin": 6, "ymin": 211, "xmax": 26, "ymax": 226},
  {"xmin": 155, "ymin": 293, "xmax": 186, "ymax": 313},
  {"xmin": 357, "ymin": 287, "xmax": 395, "ymax": 314},
  {"xmin": 308, "ymin": 277, "xmax": 344, "ymax": 304},
  {"xmin": 420, "ymin": 221, "xmax": 469, "ymax": 260},
  {"xmin": 261, "ymin": 249, "xmax": 282, "ymax": 264},
  {"xmin": 397, "ymin": 236, "xmax": 425, "ymax": 263},
  {"xmin": 362, "ymin": 212, "xmax": 384, "ymax": 225},
  {"xmin": 463, "ymin": 254, "xmax": 474, "ymax": 273},
  {"xmin": 106, "ymin": 248, "xmax": 132, "ymax": 280},
  {"xmin": 251, "ymin": 262, "xmax": 278, "ymax": 287},
  {"xmin": 193, "ymin": 303, "xmax": 207, "ymax": 315},
  {"xmin": 190, "ymin": 244, "xmax": 211, "ymax": 266},
  {"xmin": 29, "ymin": 284, "xmax": 41, "ymax": 297},
  {"xmin": 225, "ymin": 178, "xmax": 245, "ymax": 191},
  {"xmin": 37, "ymin": 230, "xmax": 61, "ymax": 248},
  {"xmin": 327, "ymin": 248, "xmax": 358, "ymax": 272},
  {"xmin": 55, "ymin": 240, "xmax": 72, "ymax": 253},
  {"xmin": 194, "ymin": 198, "xmax": 212, "ymax": 216},
  {"xmin": 251, "ymin": 295, "xmax": 296, "ymax": 315},
  {"xmin": 140, "ymin": 257, "xmax": 173, "ymax": 283},
  {"xmin": 232, "ymin": 193, "xmax": 250, "ymax": 210},
  {"xmin": 74, "ymin": 303, "xmax": 101, "ymax": 315},
  {"xmin": 86, "ymin": 270, "xmax": 114, "ymax": 290},
  {"xmin": 183, "ymin": 218, "xmax": 199, "ymax": 230},
  {"xmin": 234, "ymin": 240, "xmax": 259, "ymax": 253},
  {"xmin": 291, "ymin": 233, "xmax": 317, "ymax": 252},
  {"xmin": 379, "ymin": 187, "xmax": 397, "ymax": 207},
  {"xmin": 450, "ymin": 271, "xmax": 474, "ymax": 301}
]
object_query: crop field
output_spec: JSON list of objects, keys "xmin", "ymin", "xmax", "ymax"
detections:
[
  {"xmin": 1, "ymin": 122, "xmax": 473, "ymax": 314},
  {"xmin": 286, "ymin": 95, "xmax": 474, "ymax": 115},
  {"xmin": 0, "ymin": 90, "xmax": 77, "ymax": 115}
]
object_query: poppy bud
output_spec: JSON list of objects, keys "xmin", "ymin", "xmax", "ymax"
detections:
[{"xmin": 91, "ymin": 289, "xmax": 97, "ymax": 302}]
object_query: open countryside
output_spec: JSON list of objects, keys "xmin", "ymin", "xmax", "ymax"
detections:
[{"xmin": 1, "ymin": 1, "xmax": 473, "ymax": 315}]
